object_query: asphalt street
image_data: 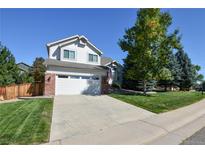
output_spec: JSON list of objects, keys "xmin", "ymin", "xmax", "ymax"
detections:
[{"xmin": 181, "ymin": 127, "xmax": 205, "ymax": 145}]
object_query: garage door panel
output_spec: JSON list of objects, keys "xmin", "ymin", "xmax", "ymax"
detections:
[
  {"xmin": 82, "ymin": 80, "xmax": 101, "ymax": 95},
  {"xmin": 55, "ymin": 75, "xmax": 101, "ymax": 95}
]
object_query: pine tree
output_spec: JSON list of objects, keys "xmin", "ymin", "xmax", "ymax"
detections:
[
  {"xmin": 17, "ymin": 71, "xmax": 34, "ymax": 84},
  {"xmin": 175, "ymin": 48, "xmax": 193, "ymax": 90},
  {"xmin": 0, "ymin": 44, "xmax": 19, "ymax": 86},
  {"xmin": 158, "ymin": 51, "xmax": 182, "ymax": 91}
]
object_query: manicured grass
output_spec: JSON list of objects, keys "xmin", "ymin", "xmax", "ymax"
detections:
[
  {"xmin": 109, "ymin": 92, "xmax": 205, "ymax": 113},
  {"xmin": 0, "ymin": 98, "xmax": 53, "ymax": 145}
]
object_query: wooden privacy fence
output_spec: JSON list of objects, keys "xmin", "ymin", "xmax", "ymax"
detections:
[{"xmin": 0, "ymin": 83, "xmax": 44, "ymax": 100}]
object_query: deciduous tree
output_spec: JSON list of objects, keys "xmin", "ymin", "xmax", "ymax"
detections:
[
  {"xmin": 31, "ymin": 57, "xmax": 46, "ymax": 82},
  {"xmin": 119, "ymin": 9, "xmax": 180, "ymax": 95}
]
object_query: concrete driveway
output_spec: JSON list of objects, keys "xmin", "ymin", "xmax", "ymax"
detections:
[
  {"xmin": 49, "ymin": 96, "xmax": 205, "ymax": 144},
  {"xmin": 49, "ymin": 95, "xmax": 155, "ymax": 144}
]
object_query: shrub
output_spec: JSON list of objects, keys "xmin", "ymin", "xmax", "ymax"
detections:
[{"xmin": 112, "ymin": 83, "xmax": 121, "ymax": 89}]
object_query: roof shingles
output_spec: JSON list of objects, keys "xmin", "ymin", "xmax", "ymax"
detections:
[
  {"xmin": 101, "ymin": 57, "xmax": 113, "ymax": 65},
  {"xmin": 44, "ymin": 59, "xmax": 107, "ymax": 71}
]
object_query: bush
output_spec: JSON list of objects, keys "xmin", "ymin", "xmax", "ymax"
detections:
[
  {"xmin": 17, "ymin": 72, "xmax": 34, "ymax": 84},
  {"xmin": 112, "ymin": 83, "xmax": 121, "ymax": 89},
  {"xmin": 122, "ymin": 80, "xmax": 156, "ymax": 91},
  {"xmin": 202, "ymin": 81, "xmax": 205, "ymax": 91}
]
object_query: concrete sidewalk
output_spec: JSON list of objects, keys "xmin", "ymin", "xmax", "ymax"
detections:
[
  {"xmin": 147, "ymin": 114, "xmax": 205, "ymax": 144},
  {"xmin": 0, "ymin": 96, "xmax": 53, "ymax": 104},
  {"xmin": 144, "ymin": 98, "xmax": 205, "ymax": 144},
  {"xmin": 0, "ymin": 98, "xmax": 20, "ymax": 104},
  {"xmin": 49, "ymin": 96, "xmax": 205, "ymax": 145}
]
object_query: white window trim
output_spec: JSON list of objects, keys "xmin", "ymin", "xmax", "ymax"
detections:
[
  {"xmin": 88, "ymin": 53, "xmax": 98, "ymax": 63},
  {"xmin": 62, "ymin": 49, "xmax": 77, "ymax": 61}
]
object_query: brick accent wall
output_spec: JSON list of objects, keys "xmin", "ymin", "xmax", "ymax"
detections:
[
  {"xmin": 101, "ymin": 76, "xmax": 110, "ymax": 94},
  {"xmin": 44, "ymin": 73, "xmax": 55, "ymax": 96}
]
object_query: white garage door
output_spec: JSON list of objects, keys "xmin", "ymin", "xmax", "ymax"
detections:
[{"xmin": 55, "ymin": 74, "xmax": 101, "ymax": 95}]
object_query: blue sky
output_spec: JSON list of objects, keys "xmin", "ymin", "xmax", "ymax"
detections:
[{"xmin": 0, "ymin": 9, "xmax": 205, "ymax": 76}]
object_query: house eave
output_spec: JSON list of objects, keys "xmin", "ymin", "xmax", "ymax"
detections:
[
  {"xmin": 44, "ymin": 59, "xmax": 108, "ymax": 71},
  {"xmin": 104, "ymin": 60, "xmax": 117, "ymax": 66},
  {"xmin": 46, "ymin": 35, "xmax": 103, "ymax": 56}
]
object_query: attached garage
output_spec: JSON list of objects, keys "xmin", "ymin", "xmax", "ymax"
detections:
[
  {"xmin": 55, "ymin": 74, "xmax": 101, "ymax": 95},
  {"xmin": 44, "ymin": 59, "xmax": 109, "ymax": 96}
]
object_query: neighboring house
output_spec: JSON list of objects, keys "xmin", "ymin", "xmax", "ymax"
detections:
[
  {"xmin": 44, "ymin": 35, "xmax": 112, "ymax": 96},
  {"xmin": 101, "ymin": 57, "xmax": 123, "ymax": 85},
  {"xmin": 17, "ymin": 62, "xmax": 31, "ymax": 74}
]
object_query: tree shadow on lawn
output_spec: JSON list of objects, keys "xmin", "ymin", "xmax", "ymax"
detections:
[{"xmin": 111, "ymin": 91, "xmax": 158, "ymax": 97}]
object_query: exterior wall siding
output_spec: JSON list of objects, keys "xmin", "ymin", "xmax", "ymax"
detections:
[{"xmin": 49, "ymin": 40, "xmax": 101, "ymax": 65}]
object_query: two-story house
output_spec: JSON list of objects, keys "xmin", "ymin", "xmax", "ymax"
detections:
[{"xmin": 44, "ymin": 35, "xmax": 114, "ymax": 96}]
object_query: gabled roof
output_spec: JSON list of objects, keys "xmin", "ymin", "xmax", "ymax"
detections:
[
  {"xmin": 101, "ymin": 57, "xmax": 113, "ymax": 66},
  {"xmin": 46, "ymin": 35, "xmax": 103, "ymax": 55},
  {"xmin": 17, "ymin": 62, "xmax": 31, "ymax": 72},
  {"xmin": 101, "ymin": 57, "xmax": 123, "ymax": 69}
]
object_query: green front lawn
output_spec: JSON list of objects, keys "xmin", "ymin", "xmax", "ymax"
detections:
[
  {"xmin": 109, "ymin": 92, "xmax": 205, "ymax": 113},
  {"xmin": 0, "ymin": 98, "xmax": 53, "ymax": 145}
]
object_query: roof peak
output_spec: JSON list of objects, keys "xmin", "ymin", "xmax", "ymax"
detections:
[{"xmin": 46, "ymin": 35, "xmax": 103, "ymax": 55}]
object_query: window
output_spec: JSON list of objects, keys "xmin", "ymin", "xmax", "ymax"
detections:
[
  {"xmin": 81, "ymin": 76, "xmax": 91, "ymax": 80},
  {"xmin": 69, "ymin": 75, "xmax": 80, "ymax": 79},
  {"xmin": 92, "ymin": 76, "xmax": 99, "ymax": 80},
  {"xmin": 64, "ymin": 50, "xmax": 75, "ymax": 59},
  {"xmin": 89, "ymin": 54, "xmax": 98, "ymax": 62},
  {"xmin": 58, "ymin": 75, "xmax": 68, "ymax": 78}
]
